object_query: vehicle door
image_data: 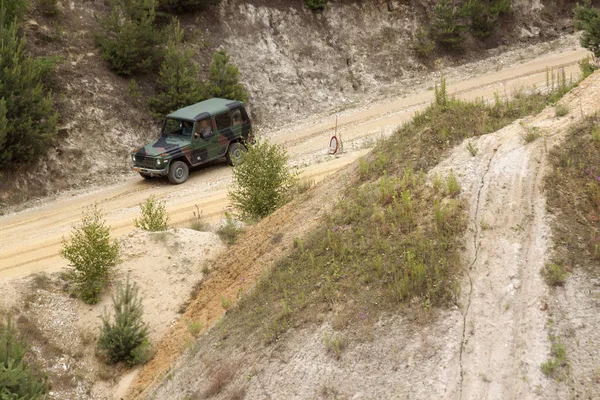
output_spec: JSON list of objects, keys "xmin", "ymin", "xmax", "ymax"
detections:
[
  {"xmin": 190, "ymin": 117, "xmax": 219, "ymax": 165},
  {"xmin": 213, "ymin": 111, "xmax": 238, "ymax": 156}
]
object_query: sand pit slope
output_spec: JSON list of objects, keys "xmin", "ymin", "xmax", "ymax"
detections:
[{"xmin": 430, "ymin": 71, "xmax": 600, "ymax": 399}]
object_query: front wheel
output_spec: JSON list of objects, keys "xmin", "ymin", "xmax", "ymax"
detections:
[
  {"xmin": 168, "ymin": 160, "xmax": 189, "ymax": 184},
  {"xmin": 226, "ymin": 142, "xmax": 247, "ymax": 166}
]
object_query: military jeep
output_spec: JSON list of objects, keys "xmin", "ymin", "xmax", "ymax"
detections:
[{"xmin": 131, "ymin": 98, "xmax": 252, "ymax": 184}]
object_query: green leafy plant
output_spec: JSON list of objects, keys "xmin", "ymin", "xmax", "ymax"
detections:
[
  {"xmin": 204, "ymin": 50, "xmax": 248, "ymax": 103},
  {"xmin": 0, "ymin": 4, "xmax": 58, "ymax": 170},
  {"xmin": 134, "ymin": 195, "xmax": 169, "ymax": 231},
  {"xmin": 323, "ymin": 332, "xmax": 346, "ymax": 360},
  {"xmin": 541, "ymin": 337, "xmax": 568, "ymax": 380},
  {"xmin": 0, "ymin": 315, "xmax": 48, "ymax": 399},
  {"xmin": 96, "ymin": 0, "xmax": 163, "ymax": 76},
  {"xmin": 229, "ymin": 139, "xmax": 296, "ymax": 220},
  {"xmin": 61, "ymin": 205, "xmax": 120, "ymax": 304},
  {"xmin": 520, "ymin": 121, "xmax": 542, "ymax": 143},
  {"xmin": 579, "ymin": 56, "xmax": 598, "ymax": 79},
  {"xmin": 148, "ymin": 19, "xmax": 205, "ymax": 118},
  {"xmin": 97, "ymin": 276, "xmax": 153, "ymax": 365}
]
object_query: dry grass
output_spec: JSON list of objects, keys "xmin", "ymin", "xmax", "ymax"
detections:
[
  {"xmin": 203, "ymin": 365, "xmax": 235, "ymax": 398},
  {"xmin": 545, "ymin": 116, "xmax": 600, "ymax": 276}
]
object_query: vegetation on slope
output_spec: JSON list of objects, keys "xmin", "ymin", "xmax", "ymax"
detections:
[
  {"xmin": 545, "ymin": 114, "xmax": 600, "ymax": 278},
  {"xmin": 213, "ymin": 77, "xmax": 577, "ymax": 348}
]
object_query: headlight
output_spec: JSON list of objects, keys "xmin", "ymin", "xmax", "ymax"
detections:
[
  {"xmin": 156, "ymin": 158, "xmax": 161, "ymax": 166},
  {"xmin": 132, "ymin": 155, "xmax": 136, "ymax": 162}
]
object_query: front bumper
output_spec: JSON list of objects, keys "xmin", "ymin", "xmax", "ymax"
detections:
[{"xmin": 132, "ymin": 166, "xmax": 169, "ymax": 176}]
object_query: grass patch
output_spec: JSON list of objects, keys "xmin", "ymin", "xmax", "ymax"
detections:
[
  {"xmin": 545, "ymin": 116, "xmax": 600, "ymax": 274},
  {"xmin": 541, "ymin": 336, "xmax": 569, "ymax": 381},
  {"xmin": 211, "ymin": 77, "xmax": 580, "ymax": 349},
  {"xmin": 520, "ymin": 121, "xmax": 542, "ymax": 143},
  {"xmin": 542, "ymin": 261, "xmax": 568, "ymax": 286},
  {"xmin": 189, "ymin": 205, "xmax": 210, "ymax": 232},
  {"xmin": 323, "ymin": 332, "xmax": 346, "ymax": 360},
  {"xmin": 555, "ymin": 104, "xmax": 569, "ymax": 118}
]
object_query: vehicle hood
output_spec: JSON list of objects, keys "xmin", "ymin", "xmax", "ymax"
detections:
[{"xmin": 136, "ymin": 136, "xmax": 191, "ymax": 157}]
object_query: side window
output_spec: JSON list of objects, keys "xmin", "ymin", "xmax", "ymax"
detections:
[
  {"xmin": 215, "ymin": 113, "xmax": 231, "ymax": 131},
  {"xmin": 231, "ymin": 108, "xmax": 244, "ymax": 126}
]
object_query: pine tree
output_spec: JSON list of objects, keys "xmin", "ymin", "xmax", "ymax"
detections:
[
  {"xmin": 0, "ymin": 315, "xmax": 48, "ymax": 399},
  {"xmin": 204, "ymin": 50, "xmax": 248, "ymax": 103},
  {"xmin": 61, "ymin": 205, "xmax": 120, "ymax": 304},
  {"xmin": 148, "ymin": 19, "xmax": 205, "ymax": 118},
  {"xmin": 0, "ymin": 1, "xmax": 58, "ymax": 169},
  {"xmin": 97, "ymin": 0, "xmax": 163, "ymax": 76},
  {"xmin": 432, "ymin": 0, "xmax": 466, "ymax": 48},
  {"xmin": 97, "ymin": 276, "xmax": 152, "ymax": 365},
  {"xmin": 574, "ymin": 1, "xmax": 600, "ymax": 58},
  {"xmin": 2, "ymin": 0, "xmax": 28, "ymax": 26}
]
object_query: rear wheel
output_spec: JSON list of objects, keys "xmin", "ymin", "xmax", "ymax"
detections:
[
  {"xmin": 168, "ymin": 160, "xmax": 189, "ymax": 184},
  {"xmin": 226, "ymin": 142, "xmax": 247, "ymax": 166}
]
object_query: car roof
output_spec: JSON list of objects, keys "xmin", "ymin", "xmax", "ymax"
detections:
[{"xmin": 166, "ymin": 98, "xmax": 244, "ymax": 121}]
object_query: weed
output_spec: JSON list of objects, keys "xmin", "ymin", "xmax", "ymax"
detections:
[
  {"xmin": 542, "ymin": 262, "xmax": 568, "ymax": 286},
  {"xmin": 466, "ymin": 140, "xmax": 478, "ymax": 156},
  {"xmin": 295, "ymin": 177, "xmax": 315, "ymax": 195},
  {"xmin": 323, "ymin": 332, "xmax": 346, "ymax": 360},
  {"xmin": 127, "ymin": 79, "xmax": 141, "ymax": 99},
  {"xmin": 541, "ymin": 337, "xmax": 568, "ymax": 381},
  {"xmin": 217, "ymin": 213, "xmax": 243, "ymax": 245},
  {"xmin": 187, "ymin": 320, "xmax": 203, "ymax": 337},
  {"xmin": 219, "ymin": 295, "xmax": 232, "ymax": 310},
  {"xmin": 189, "ymin": 204, "xmax": 209, "ymax": 232},
  {"xmin": 520, "ymin": 122, "xmax": 542, "ymax": 143},
  {"xmin": 592, "ymin": 125, "xmax": 600, "ymax": 144},
  {"xmin": 446, "ymin": 170, "xmax": 462, "ymax": 197},
  {"xmin": 555, "ymin": 104, "xmax": 569, "ymax": 118}
]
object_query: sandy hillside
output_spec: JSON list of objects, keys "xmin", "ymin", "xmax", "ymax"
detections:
[
  {"xmin": 139, "ymin": 73, "xmax": 600, "ymax": 399},
  {"xmin": 0, "ymin": 228, "xmax": 223, "ymax": 400}
]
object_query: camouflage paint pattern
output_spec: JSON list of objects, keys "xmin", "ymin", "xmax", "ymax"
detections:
[{"xmin": 132, "ymin": 98, "xmax": 252, "ymax": 177}]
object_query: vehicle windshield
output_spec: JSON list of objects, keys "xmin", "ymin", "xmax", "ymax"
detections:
[{"xmin": 162, "ymin": 118, "xmax": 193, "ymax": 138}]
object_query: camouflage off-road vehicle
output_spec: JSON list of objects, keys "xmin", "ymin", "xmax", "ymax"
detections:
[{"xmin": 131, "ymin": 98, "xmax": 252, "ymax": 184}]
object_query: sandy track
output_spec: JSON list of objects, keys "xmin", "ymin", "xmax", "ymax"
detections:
[{"xmin": 0, "ymin": 46, "xmax": 590, "ymax": 280}]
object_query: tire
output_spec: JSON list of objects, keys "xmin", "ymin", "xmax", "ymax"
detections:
[
  {"xmin": 226, "ymin": 142, "xmax": 247, "ymax": 166},
  {"xmin": 168, "ymin": 160, "xmax": 189, "ymax": 184},
  {"xmin": 139, "ymin": 173, "xmax": 152, "ymax": 179}
]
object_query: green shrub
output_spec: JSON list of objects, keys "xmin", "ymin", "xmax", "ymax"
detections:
[
  {"xmin": 158, "ymin": 0, "xmax": 219, "ymax": 13},
  {"xmin": 134, "ymin": 195, "xmax": 169, "ymax": 231},
  {"xmin": 2, "ymin": 0, "xmax": 29, "ymax": 25},
  {"xmin": 305, "ymin": 0, "xmax": 326, "ymax": 10},
  {"xmin": 432, "ymin": 0, "xmax": 466, "ymax": 48},
  {"xmin": 574, "ymin": 1, "xmax": 600, "ymax": 58},
  {"xmin": 579, "ymin": 56, "xmax": 598, "ymax": 79},
  {"xmin": 61, "ymin": 205, "xmax": 120, "ymax": 304},
  {"xmin": 97, "ymin": 276, "xmax": 152, "ymax": 365},
  {"xmin": 216, "ymin": 212, "xmax": 243, "ymax": 244},
  {"xmin": 148, "ymin": 19, "xmax": 205, "ymax": 118},
  {"xmin": 413, "ymin": 25, "xmax": 435, "ymax": 58},
  {"xmin": 96, "ymin": 0, "xmax": 163, "ymax": 76},
  {"xmin": 38, "ymin": 0, "xmax": 58, "ymax": 16},
  {"xmin": 555, "ymin": 104, "xmax": 569, "ymax": 118},
  {"xmin": 462, "ymin": 0, "xmax": 511, "ymax": 39},
  {"xmin": 542, "ymin": 262, "xmax": 568, "ymax": 286},
  {"xmin": 204, "ymin": 50, "xmax": 248, "ymax": 103},
  {"xmin": 0, "ymin": 315, "xmax": 48, "ymax": 399},
  {"xmin": 0, "ymin": 8, "xmax": 58, "ymax": 170},
  {"xmin": 229, "ymin": 139, "xmax": 296, "ymax": 220}
]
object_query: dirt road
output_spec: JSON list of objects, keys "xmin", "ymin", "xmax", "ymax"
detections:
[{"xmin": 0, "ymin": 45, "xmax": 589, "ymax": 280}]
